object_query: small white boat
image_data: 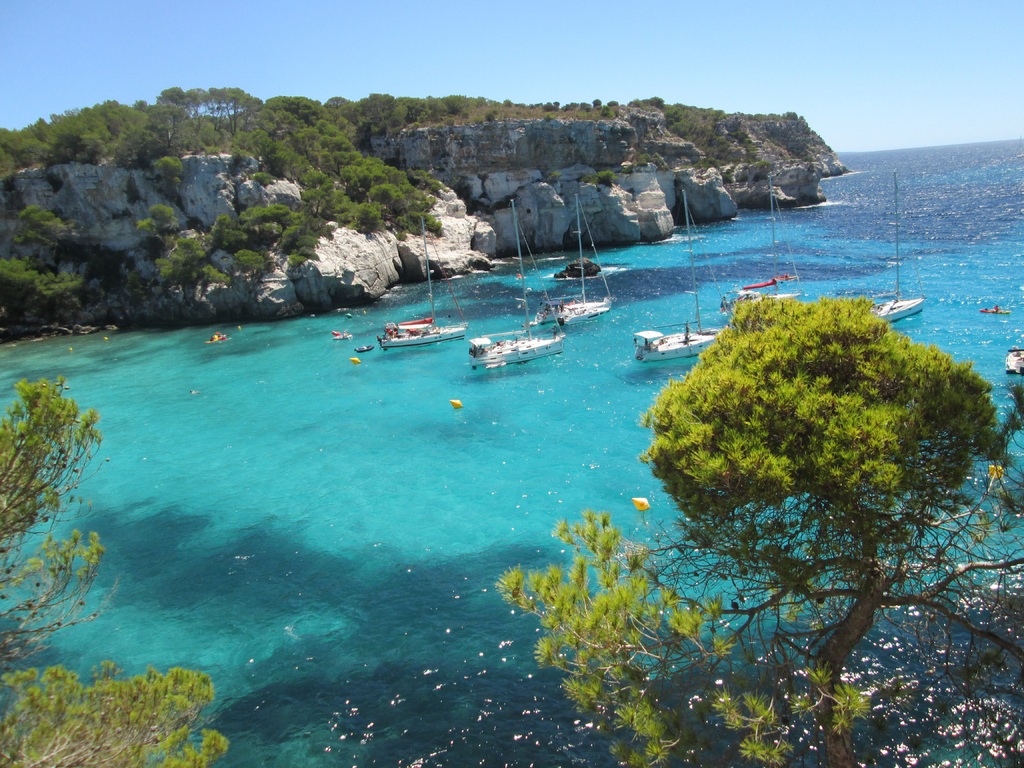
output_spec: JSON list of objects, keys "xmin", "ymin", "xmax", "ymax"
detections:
[
  {"xmin": 379, "ymin": 222, "xmax": 467, "ymax": 349},
  {"xmin": 870, "ymin": 172, "xmax": 925, "ymax": 323},
  {"xmin": 533, "ymin": 195, "xmax": 612, "ymax": 326},
  {"xmin": 633, "ymin": 325, "xmax": 718, "ymax": 361},
  {"xmin": 1007, "ymin": 348, "xmax": 1024, "ymax": 374},
  {"xmin": 722, "ymin": 174, "xmax": 801, "ymax": 314},
  {"xmin": 871, "ymin": 296, "xmax": 925, "ymax": 323},
  {"xmin": 633, "ymin": 189, "xmax": 722, "ymax": 362},
  {"xmin": 534, "ymin": 296, "xmax": 612, "ymax": 326},
  {"xmin": 468, "ymin": 329, "xmax": 565, "ymax": 369},
  {"xmin": 379, "ymin": 322, "xmax": 467, "ymax": 348},
  {"xmin": 469, "ymin": 200, "xmax": 564, "ymax": 369}
]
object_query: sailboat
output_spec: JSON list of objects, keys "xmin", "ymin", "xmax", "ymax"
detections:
[
  {"xmin": 870, "ymin": 172, "xmax": 924, "ymax": 323},
  {"xmin": 533, "ymin": 195, "xmax": 612, "ymax": 325},
  {"xmin": 468, "ymin": 201, "xmax": 566, "ymax": 369},
  {"xmin": 378, "ymin": 219, "xmax": 468, "ymax": 349},
  {"xmin": 721, "ymin": 174, "xmax": 800, "ymax": 313},
  {"xmin": 633, "ymin": 190, "xmax": 721, "ymax": 361}
]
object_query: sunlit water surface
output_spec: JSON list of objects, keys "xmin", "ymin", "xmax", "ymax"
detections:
[{"xmin": 2, "ymin": 140, "xmax": 1023, "ymax": 766}]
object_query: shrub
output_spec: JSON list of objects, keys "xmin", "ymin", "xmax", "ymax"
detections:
[
  {"xmin": 154, "ymin": 156, "xmax": 183, "ymax": 186},
  {"xmin": 14, "ymin": 206, "xmax": 70, "ymax": 248}
]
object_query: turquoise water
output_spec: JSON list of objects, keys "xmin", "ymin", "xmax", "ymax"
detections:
[{"xmin": 2, "ymin": 140, "xmax": 1023, "ymax": 766}]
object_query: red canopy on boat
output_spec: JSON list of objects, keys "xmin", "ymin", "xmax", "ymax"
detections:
[{"xmin": 742, "ymin": 278, "xmax": 777, "ymax": 290}]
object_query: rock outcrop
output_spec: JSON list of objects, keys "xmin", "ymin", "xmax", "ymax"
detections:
[
  {"xmin": 0, "ymin": 159, "xmax": 495, "ymax": 338},
  {"xmin": 0, "ymin": 109, "xmax": 845, "ymax": 339},
  {"xmin": 370, "ymin": 108, "xmax": 841, "ymax": 255}
]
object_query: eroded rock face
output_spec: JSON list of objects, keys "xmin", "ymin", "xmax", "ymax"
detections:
[
  {"xmin": 369, "ymin": 108, "xmax": 842, "ymax": 251},
  {"xmin": 370, "ymin": 111, "xmax": 709, "ymax": 249},
  {"xmin": 0, "ymin": 159, "xmax": 497, "ymax": 337},
  {"xmin": 178, "ymin": 155, "xmax": 240, "ymax": 228},
  {"xmin": 0, "ymin": 109, "xmax": 846, "ymax": 337},
  {"xmin": 2, "ymin": 164, "xmax": 167, "ymax": 253}
]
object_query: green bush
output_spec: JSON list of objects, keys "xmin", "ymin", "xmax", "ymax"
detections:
[
  {"xmin": 14, "ymin": 206, "xmax": 70, "ymax": 247},
  {"xmin": 154, "ymin": 156, "xmax": 183, "ymax": 186},
  {"xmin": 233, "ymin": 248, "xmax": 269, "ymax": 275},
  {"xmin": 136, "ymin": 204, "xmax": 179, "ymax": 236},
  {"xmin": 354, "ymin": 202, "xmax": 383, "ymax": 234},
  {"xmin": 156, "ymin": 237, "xmax": 209, "ymax": 285},
  {"xmin": 0, "ymin": 258, "xmax": 83, "ymax": 323}
]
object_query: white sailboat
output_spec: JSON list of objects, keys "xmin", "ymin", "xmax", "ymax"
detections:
[
  {"xmin": 378, "ymin": 219, "xmax": 468, "ymax": 349},
  {"xmin": 870, "ymin": 171, "xmax": 925, "ymax": 323},
  {"xmin": 721, "ymin": 174, "xmax": 800, "ymax": 313},
  {"xmin": 533, "ymin": 195, "xmax": 612, "ymax": 325},
  {"xmin": 634, "ymin": 190, "xmax": 721, "ymax": 362},
  {"xmin": 468, "ymin": 201, "xmax": 566, "ymax": 369}
]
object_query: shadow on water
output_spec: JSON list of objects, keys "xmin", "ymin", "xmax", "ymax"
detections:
[{"xmin": 67, "ymin": 507, "xmax": 621, "ymax": 767}]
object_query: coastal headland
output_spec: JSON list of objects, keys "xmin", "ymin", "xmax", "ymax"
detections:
[{"xmin": 0, "ymin": 98, "xmax": 846, "ymax": 341}]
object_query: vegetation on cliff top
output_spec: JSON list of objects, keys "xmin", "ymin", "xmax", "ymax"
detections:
[{"xmin": 0, "ymin": 88, "xmax": 813, "ymax": 179}]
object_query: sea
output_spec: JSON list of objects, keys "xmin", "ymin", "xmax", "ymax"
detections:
[{"xmin": 1, "ymin": 139, "xmax": 1023, "ymax": 767}]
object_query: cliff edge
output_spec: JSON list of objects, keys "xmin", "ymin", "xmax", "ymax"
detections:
[{"xmin": 0, "ymin": 106, "xmax": 845, "ymax": 340}]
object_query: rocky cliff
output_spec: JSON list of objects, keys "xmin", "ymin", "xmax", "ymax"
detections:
[
  {"xmin": 370, "ymin": 108, "xmax": 846, "ymax": 254},
  {"xmin": 0, "ymin": 156, "xmax": 493, "ymax": 338},
  {"xmin": 0, "ymin": 109, "xmax": 845, "ymax": 339}
]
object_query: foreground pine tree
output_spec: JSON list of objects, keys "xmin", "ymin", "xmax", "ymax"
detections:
[{"xmin": 501, "ymin": 298, "xmax": 1024, "ymax": 768}]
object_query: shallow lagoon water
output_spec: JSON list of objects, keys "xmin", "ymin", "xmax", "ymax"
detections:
[{"xmin": 2, "ymin": 140, "xmax": 1023, "ymax": 766}]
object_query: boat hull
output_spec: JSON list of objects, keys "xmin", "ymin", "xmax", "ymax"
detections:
[
  {"xmin": 721, "ymin": 290, "xmax": 800, "ymax": 314},
  {"xmin": 633, "ymin": 329, "xmax": 718, "ymax": 362},
  {"xmin": 871, "ymin": 297, "xmax": 925, "ymax": 323},
  {"xmin": 468, "ymin": 334, "xmax": 565, "ymax": 369},
  {"xmin": 379, "ymin": 325, "xmax": 467, "ymax": 349},
  {"xmin": 558, "ymin": 299, "xmax": 612, "ymax": 325},
  {"xmin": 534, "ymin": 298, "xmax": 611, "ymax": 325}
]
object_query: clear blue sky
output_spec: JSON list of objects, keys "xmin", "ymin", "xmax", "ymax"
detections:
[{"xmin": 3, "ymin": 0, "xmax": 1022, "ymax": 153}]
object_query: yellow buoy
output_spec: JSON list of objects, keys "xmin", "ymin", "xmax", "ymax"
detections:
[
  {"xmin": 989, "ymin": 464, "xmax": 1005, "ymax": 480},
  {"xmin": 349, "ymin": 357, "xmax": 362, "ymax": 365},
  {"xmin": 450, "ymin": 399, "xmax": 463, "ymax": 409},
  {"xmin": 631, "ymin": 497, "xmax": 651, "ymax": 511}
]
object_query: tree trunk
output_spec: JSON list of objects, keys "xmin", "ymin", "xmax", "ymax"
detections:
[
  {"xmin": 815, "ymin": 569, "xmax": 890, "ymax": 768},
  {"xmin": 821, "ymin": 698, "xmax": 858, "ymax": 768}
]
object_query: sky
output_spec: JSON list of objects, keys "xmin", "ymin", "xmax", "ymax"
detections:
[{"xmin": 3, "ymin": 0, "xmax": 1022, "ymax": 153}]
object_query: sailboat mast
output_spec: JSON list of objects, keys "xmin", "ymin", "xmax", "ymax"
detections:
[
  {"xmin": 511, "ymin": 200, "xmax": 533, "ymax": 337},
  {"xmin": 683, "ymin": 190, "xmax": 702, "ymax": 330},
  {"xmin": 576, "ymin": 195, "xmax": 587, "ymax": 304},
  {"xmin": 893, "ymin": 171, "xmax": 902, "ymax": 298},
  {"xmin": 768, "ymin": 174, "xmax": 780, "ymax": 295},
  {"xmin": 420, "ymin": 218, "xmax": 436, "ymax": 322}
]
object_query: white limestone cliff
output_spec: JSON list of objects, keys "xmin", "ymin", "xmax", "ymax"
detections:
[{"xmin": 0, "ymin": 109, "xmax": 846, "ymax": 337}]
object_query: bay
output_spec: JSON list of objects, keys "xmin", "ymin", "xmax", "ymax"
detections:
[{"xmin": 1, "ymin": 139, "xmax": 1023, "ymax": 766}]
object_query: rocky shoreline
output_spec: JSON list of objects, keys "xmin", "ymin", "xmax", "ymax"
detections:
[{"xmin": 0, "ymin": 109, "xmax": 846, "ymax": 342}]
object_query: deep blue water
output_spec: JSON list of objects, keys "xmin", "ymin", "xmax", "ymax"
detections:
[{"xmin": 1, "ymin": 140, "xmax": 1023, "ymax": 767}]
